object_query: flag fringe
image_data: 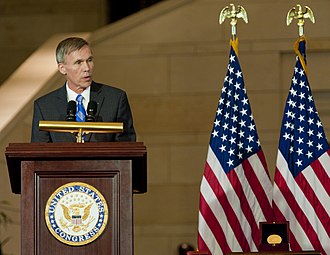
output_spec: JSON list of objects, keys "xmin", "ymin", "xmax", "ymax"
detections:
[
  {"xmin": 230, "ymin": 38, "xmax": 239, "ymax": 56},
  {"xmin": 294, "ymin": 36, "xmax": 308, "ymax": 76}
]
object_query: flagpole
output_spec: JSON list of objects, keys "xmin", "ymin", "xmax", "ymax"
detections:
[
  {"xmin": 273, "ymin": 5, "xmax": 330, "ymax": 254},
  {"xmin": 287, "ymin": 5, "xmax": 315, "ymax": 79},
  {"xmin": 198, "ymin": 4, "xmax": 274, "ymax": 254}
]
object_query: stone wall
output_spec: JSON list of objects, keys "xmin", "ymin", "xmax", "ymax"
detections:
[{"xmin": 0, "ymin": 0, "xmax": 108, "ymax": 84}]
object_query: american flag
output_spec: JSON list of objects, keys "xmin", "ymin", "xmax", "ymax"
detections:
[
  {"xmin": 273, "ymin": 37, "xmax": 330, "ymax": 254},
  {"xmin": 198, "ymin": 39, "xmax": 274, "ymax": 254}
]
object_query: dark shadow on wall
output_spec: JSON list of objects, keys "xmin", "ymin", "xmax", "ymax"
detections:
[{"xmin": 107, "ymin": 0, "xmax": 165, "ymax": 23}]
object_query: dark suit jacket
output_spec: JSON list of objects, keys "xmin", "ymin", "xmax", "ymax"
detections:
[{"xmin": 31, "ymin": 81, "xmax": 136, "ymax": 142}]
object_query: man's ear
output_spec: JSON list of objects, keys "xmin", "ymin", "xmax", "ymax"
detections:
[{"xmin": 58, "ymin": 63, "xmax": 67, "ymax": 75}]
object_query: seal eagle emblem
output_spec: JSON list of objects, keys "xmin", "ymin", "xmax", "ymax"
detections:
[{"xmin": 45, "ymin": 182, "xmax": 109, "ymax": 246}]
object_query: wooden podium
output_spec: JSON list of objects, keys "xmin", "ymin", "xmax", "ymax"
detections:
[{"xmin": 5, "ymin": 142, "xmax": 147, "ymax": 255}]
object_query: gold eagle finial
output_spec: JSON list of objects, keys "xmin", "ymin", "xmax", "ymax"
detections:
[
  {"xmin": 219, "ymin": 4, "xmax": 248, "ymax": 40},
  {"xmin": 287, "ymin": 4, "xmax": 315, "ymax": 37}
]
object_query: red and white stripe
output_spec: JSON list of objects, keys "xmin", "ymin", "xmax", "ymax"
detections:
[
  {"xmin": 198, "ymin": 146, "xmax": 273, "ymax": 254},
  {"xmin": 273, "ymin": 149, "xmax": 330, "ymax": 254}
]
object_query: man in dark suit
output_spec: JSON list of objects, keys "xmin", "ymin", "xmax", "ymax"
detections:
[{"xmin": 31, "ymin": 37, "xmax": 136, "ymax": 142}]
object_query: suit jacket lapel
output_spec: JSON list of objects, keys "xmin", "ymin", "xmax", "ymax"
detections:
[
  {"xmin": 55, "ymin": 84, "xmax": 76, "ymax": 142},
  {"xmin": 56, "ymin": 85, "xmax": 68, "ymax": 117},
  {"xmin": 85, "ymin": 82, "xmax": 105, "ymax": 142},
  {"xmin": 90, "ymin": 82, "xmax": 105, "ymax": 118}
]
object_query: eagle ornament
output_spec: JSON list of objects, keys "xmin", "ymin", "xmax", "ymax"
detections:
[
  {"xmin": 287, "ymin": 4, "xmax": 315, "ymax": 36},
  {"xmin": 219, "ymin": 3, "xmax": 248, "ymax": 39}
]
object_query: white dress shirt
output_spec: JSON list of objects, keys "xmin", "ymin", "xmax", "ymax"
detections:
[{"xmin": 66, "ymin": 83, "xmax": 90, "ymax": 110}]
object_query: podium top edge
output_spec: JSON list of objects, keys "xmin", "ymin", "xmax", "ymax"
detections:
[
  {"xmin": 5, "ymin": 141, "xmax": 147, "ymax": 195},
  {"xmin": 5, "ymin": 142, "xmax": 146, "ymax": 157}
]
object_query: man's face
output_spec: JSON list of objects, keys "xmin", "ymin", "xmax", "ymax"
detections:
[{"xmin": 58, "ymin": 45, "xmax": 94, "ymax": 93}]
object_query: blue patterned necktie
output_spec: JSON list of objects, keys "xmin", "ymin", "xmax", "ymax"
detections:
[{"xmin": 76, "ymin": 94, "xmax": 86, "ymax": 122}]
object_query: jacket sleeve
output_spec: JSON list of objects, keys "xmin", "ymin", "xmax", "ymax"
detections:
[{"xmin": 115, "ymin": 91, "xmax": 136, "ymax": 142}]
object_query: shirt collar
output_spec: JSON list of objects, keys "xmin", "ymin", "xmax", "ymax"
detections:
[{"xmin": 66, "ymin": 83, "xmax": 91, "ymax": 109}]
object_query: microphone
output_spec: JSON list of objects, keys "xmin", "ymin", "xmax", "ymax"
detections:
[
  {"xmin": 86, "ymin": 101, "xmax": 97, "ymax": 122},
  {"xmin": 65, "ymin": 100, "xmax": 76, "ymax": 121}
]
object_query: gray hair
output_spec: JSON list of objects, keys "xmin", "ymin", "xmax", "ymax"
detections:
[{"xmin": 56, "ymin": 37, "xmax": 89, "ymax": 64}]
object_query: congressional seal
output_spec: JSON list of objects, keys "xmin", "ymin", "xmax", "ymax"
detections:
[{"xmin": 45, "ymin": 182, "xmax": 108, "ymax": 246}]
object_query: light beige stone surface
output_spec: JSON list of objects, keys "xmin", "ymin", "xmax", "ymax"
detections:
[{"xmin": 134, "ymin": 185, "xmax": 199, "ymax": 224}]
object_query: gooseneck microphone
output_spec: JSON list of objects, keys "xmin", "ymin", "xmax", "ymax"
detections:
[
  {"xmin": 86, "ymin": 101, "xmax": 97, "ymax": 122},
  {"xmin": 65, "ymin": 100, "xmax": 76, "ymax": 121}
]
